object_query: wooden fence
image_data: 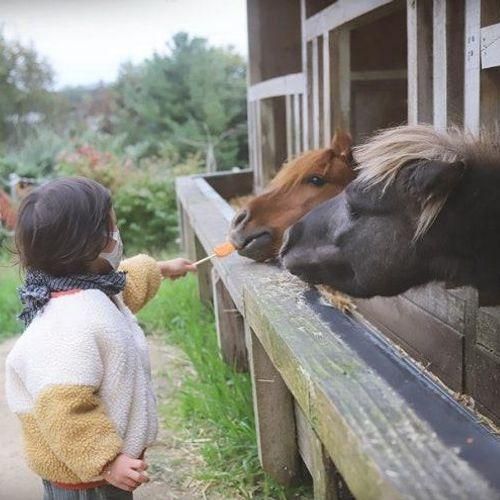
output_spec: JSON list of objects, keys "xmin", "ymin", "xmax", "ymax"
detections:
[
  {"xmin": 177, "ymin": 172, "xmax": 500, "ymax": 498},
  {"xmin": 175, "ymin": 0, "xmax": 500, "ymax": 497}
]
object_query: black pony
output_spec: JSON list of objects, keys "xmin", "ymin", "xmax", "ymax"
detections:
[{"xmin": 281, "ymin": 124, "xmax": 500, "ymax": 300}]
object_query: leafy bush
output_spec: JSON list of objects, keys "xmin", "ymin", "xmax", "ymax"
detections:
[
  {"xmin": 5, "ymin": 127, "xmax": 68, "ymax": 177},
  {"xmin": 0, "ymin": 252, "xmax": 21, "ymax": 340},
  {"xmin": 113, "ymin": 173, "xmax": 178, "ymax": 254},
  {"xmin": 56, "ymin": 145, "xmax": 135, "ymax": 192}
]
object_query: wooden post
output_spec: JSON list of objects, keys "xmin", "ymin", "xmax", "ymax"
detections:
[
  {"xmin": 179, "ymin": 204, "xmax": 196, "ymax": 261},
  {"xmin": 255, "ymin": 100, "xmax": 264, "ymax": 191},
  {"xmin": 433, "ymin": 0, "xmax": 447, "ymax": 130},
  {"xmin": 212, "ymin": 268, "xmax": 248, "ymax": 372},
  {"xmin": 301, "ymin": 0, "xmax": 309, "ymax": 147},
  {"xmin": 464, "ymin": 0, "xmax": 481, "ymax": 134},
  {"xmin": 331, "ymin": 28, "xmax": 351, "ymax": 131},
  {"xmin": 323, "ymin": 31, "xmax": 331, "ymax": 147},
  {"xmin": 194, "ymin": 236, "xmax": 213, "ymax": 308},
  {"xmin": 245, "ymin": 323, "xmax": 301, "ymax": 486},
  {"xmin": 295, "ymin": 404, "xmax": 340, "ymax": 500},
  {"xmin": 407, "ymin": 0, "xmax": 433, "ymax": 125},
  {"xmin": 294, "ymin": 93, "xmax": 302, "ymax": 155},
  {"xmin": 312, "ymin": 36, "xmax": 320, "ymax": 149},
  {"xmin": 286, "ymin": 94, "xmax": 293, "ymax": 159}
]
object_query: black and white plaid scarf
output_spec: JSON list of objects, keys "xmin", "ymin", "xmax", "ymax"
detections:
[{"xmin": 18, "ymin": 269, "xmax": 127, "ymax": 327}]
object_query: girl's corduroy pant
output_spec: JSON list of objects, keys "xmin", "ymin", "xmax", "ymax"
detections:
[{"xmin": 42, "ymin": 481, "xmax": 133, "ymax": 500}]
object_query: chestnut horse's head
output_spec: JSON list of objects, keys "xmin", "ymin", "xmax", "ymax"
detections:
[{"xmin": 229, "ymin": 130, "xmax": 355, "ymax": 261}]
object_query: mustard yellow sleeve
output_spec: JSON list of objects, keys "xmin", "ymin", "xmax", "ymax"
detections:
[
  {"xmin": 32, "ymin": 385, "xmax": 122, "ymax": 482},
  {"xmin": 119, "ymin": 254, "xmax": 162, "ymax": 313}
]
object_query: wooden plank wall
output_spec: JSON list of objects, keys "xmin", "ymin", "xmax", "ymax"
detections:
[
  {"xmin": 467, "ymin": 0, "xmax": 500, "ymax": 425},
  {"xmin": 245, "ymin": 0, "xmax": 500, "ymax": 427}
]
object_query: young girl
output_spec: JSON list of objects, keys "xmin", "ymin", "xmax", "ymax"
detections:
[{"xmin": 5, "ymin": 176, "xmax": 196, "ymax": 499}]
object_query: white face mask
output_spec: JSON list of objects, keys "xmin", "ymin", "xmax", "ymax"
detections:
[{"xmin": 99, "ymin": 230, "xmax": 123, "ymax": 271}]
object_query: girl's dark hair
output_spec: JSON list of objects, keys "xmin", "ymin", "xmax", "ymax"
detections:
[{"xmin": 15, "ymin": 177, "xmax": 113, "ymax": 276}]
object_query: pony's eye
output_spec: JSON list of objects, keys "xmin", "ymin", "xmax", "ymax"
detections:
[
  {"xmin": 348, "ymin": 204, "xmax": 360, "ymax": 220},
  {"xmin": 307, "ymin": 175, "xmax": 326, "ymax": 187}
]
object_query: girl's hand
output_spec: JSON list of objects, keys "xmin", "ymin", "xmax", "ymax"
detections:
[
  {"xmin": 102, "ymin": 453, "xmax": 149, "ymax": 492},
  {"xmin": 158, "ymin": 258, "xmax": 197, "ymax": 280}
]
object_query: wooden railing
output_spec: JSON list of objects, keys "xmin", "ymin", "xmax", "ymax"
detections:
[
  {"xmin": 176, "ymin": 173, "xmax": 500, "ymax": 499},
  {"xmin": 247, "ymin": 73, "xmax": 305, "ymax": 189}
]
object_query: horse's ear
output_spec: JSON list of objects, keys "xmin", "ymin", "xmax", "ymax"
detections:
[
  {"xmin": 404, "ymin": 160, "xmax": 466, "ymax": 201},
  {"xmin": 331, "ymin": 129, "xmax": 353, "ymax": 162}
]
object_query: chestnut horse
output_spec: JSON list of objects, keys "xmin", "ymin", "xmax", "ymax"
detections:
[{"xmin": 229, "ymin": 130, "xmax": 355, "ymax": 262}]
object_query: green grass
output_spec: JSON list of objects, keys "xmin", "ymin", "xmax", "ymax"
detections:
[
  {"xmin": 139, "ymin": 275, "xmax": 309, "ymax": 499},
  {"xmin": 0, "ymin": 253, "xmax": 22, "ymax": 340}
]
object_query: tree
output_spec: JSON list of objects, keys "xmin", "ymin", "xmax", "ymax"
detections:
[
  {"xmin": 112, "ymin": 33, "xmax": 248, "ymax": 170},
  {"xmin": 0, "ymin": 31, "xmax": 57, "ymax": 147}
]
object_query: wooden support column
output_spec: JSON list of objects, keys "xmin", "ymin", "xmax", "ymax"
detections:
[
  {"xmin": 212, "ymin": 268, "xmax": 248, "ymax": 372},
  {"xmin": 433, "ymin": 0, "xmax": 447, "ymax": 129},
  {"xmin": 312, "ymin": 36, "xmax": 320, "ymax": 148},
  {"xmin": 464, "ymin": 0, "xmax": 481, "ymax": 134},
  {"xmin": 194, "ymin": 236, "xmax": 213, "ymax": 308},
  {"xmin": 254, "ymin": 100, "xmax": 264, "ymax": 191},
  {"xmin": 295, "ymin": 404, "xmax": 341, "ymax": 500},
  {"xmin": 245, "ymin": 323, "xmax": 301, "ymax": 486},
  {"xmin": 323, "ymin": 31, "xmax": 331, "ymax": 146},
  {"xmin": 294, "ymin": 93, "xmax": 302, "ymax": 155},
  {"xmin": 301, "ymin": 0, "xmax": 309, "ymax": 148},
  {"xmin": 331, "ymin": 28, "xmax": 351, "ymax": 131},
  {"xmin": 433, "ymin": 0, "xmax": 465, "ymax": 129},
  {"xmin": 285, "ymin": 94, "xmax": 293, "ymax": 159},
  {"xmin": 179, "ymin": 204, "xmax": 196, "ymax": 261},
  {"xmin": 407, "ymin": 0, "xmax": 433, "ymax": 124}
]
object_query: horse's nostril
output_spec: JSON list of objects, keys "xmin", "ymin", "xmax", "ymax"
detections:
[{"xmin": 233, "ymin": 208, "xmax": 249, "ymax": 228}]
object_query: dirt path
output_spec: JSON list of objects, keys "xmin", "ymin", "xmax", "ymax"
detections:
[
  {"xmin": 0, "ymin": 337, "xmax": 42, "ymax": 499},
  {"xmin": 0, "ymin": 336, "xmax": 210, "ymax": 500}
]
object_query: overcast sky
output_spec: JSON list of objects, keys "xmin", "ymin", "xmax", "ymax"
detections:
[{"xmin": 0, "ymin": 0, "xmax": 247, "ymax": 89}]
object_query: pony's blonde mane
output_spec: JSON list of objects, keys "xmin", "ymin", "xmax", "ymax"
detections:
[
  {"xmin": 353, "ymin": 124, "xmax": 500, "ymax": 239},
  {"xmin": 269, "ymin": 148, "xmax": 335, "ymax": 192}
]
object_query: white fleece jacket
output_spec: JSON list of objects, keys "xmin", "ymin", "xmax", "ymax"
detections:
[{"xmin": 5, "ymin": 255, "xmax": 161, "ymax": 484}]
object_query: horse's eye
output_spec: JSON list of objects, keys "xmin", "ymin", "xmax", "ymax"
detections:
[
  {"xmin": 348, "ymin": 204, "xmax": 360, "ymax": 220},
  {"xmin": 307, "ymin": 175, "xmax": 326, "ymax": 187}
]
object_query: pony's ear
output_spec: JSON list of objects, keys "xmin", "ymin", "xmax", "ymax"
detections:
[
  {"xmin": 404, "ymin": 160, "xmax": 466, "ymax": 201},
  {"xmin": 331, "ymin": 129, "xmax": 353, "ymax": 162}
]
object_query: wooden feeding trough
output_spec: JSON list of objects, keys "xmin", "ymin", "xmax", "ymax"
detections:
[{"xmin": 176, "ymin": 1, "xmax": 500, "ymax": 498}]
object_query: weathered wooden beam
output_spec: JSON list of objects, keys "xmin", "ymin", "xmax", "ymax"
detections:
[
  {"xmin": 433, "ymin": 0, "xmax": 448, "ymax": 130},
  {"xmin": 312, "ymin": 37, "xmax": 320, "ymax": 149},
  {"xmin": 350, "ymin": 69, "xmax": 407, "ymax": 81},
  {"xmin": 295, "ymin": 404, "xmax": 339, "ymax": 500},
  {"xmin": 212, "ymin": 268, "xmax": 248, "ymax": 372},
  {"xmin": 481, "ymin": 23, "xmax": 500, "ymax": 69},
  {"xmin": 301, "ymin": 0, "xmax": 309, "ymax": 148},
  {"xmin": 286, "ymin": 94, "xmax": 293, "ymax": 159},
  {"xmin": 305, "ymin": 0, "xmax": 394, "ymax": 41},
  {"xmin": 247, "ymin": 99, "xmax": 256, "ymax": 175},
  {"xmin": 194, "ymin": 236, "xmax": 213, "ymax": 308},
  {"xmin": 322, "ymin": 32, "xmax": 331, "ymax": 148},
  {"xmin": 245, "ymin": 323, "xmax": 301, "ymax": 486},
  {"xmin": 331, "ymin": 28, "xmax": 351, "ymax": 131},
  {"xmin": 179, "ymin": 204, "xmax": 196, "ymax": 261},
  {"xmin": 247, "ymin": 73, "xmax": 306, "ymax": 102},
  {"xmin": 255, "ymin": 100, "xmax": 263, "ymax": 191},
  {"xmin": 407, "ymin": 0, "xmax": 433, "ymax": 125},
  {"xmin": 243, "ymin": 277, "xmax": 499, "ymax": 499},
  {"xmin": 293, "ymin": 93, "xmax": 302, "ymax": 155},
  {"xmin": 202, "ymin": 169, "xmax": 254, "ymax": 200},
  {"xmin": 246, "ymin": 0, "xmax": 302, "ymax": 86},
  {"xmin": 464, "ymin": 0, "xmax": 481, "ymax": 134}
]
